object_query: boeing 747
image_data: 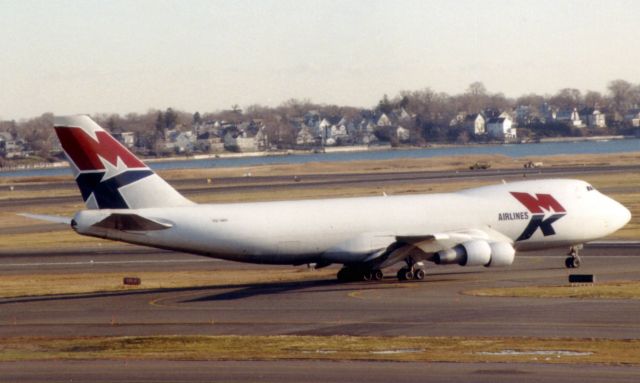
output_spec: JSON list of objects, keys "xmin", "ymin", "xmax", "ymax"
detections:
[{"xmin": 25, "ymin": 115, "xmax": 631, "ymax": 281}]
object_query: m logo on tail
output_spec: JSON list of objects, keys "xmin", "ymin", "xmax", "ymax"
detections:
[
  {"xmin": 510, "ymin": 192, "xmax": 567, "ymax": 242},
  {"xmin": 55, "ymin": 116, "xmax": 153, "ymax": 209}
]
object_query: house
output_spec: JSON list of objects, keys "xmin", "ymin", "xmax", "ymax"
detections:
[
  {"xmin": 515, "ymin": 105, "xmax": 543, "ymax": 126},
  {"xmin": 463, "ymin": 114, "xmax": 485, "ymax": 135},
  {"xmin": 355, "ymin": 121, "xmax": 379, "ymax": 145},
  {"xmin": 394, "ymin": 108, "xmax": 412, "ymax": 122},
  {"xmin": 165, "ymin": 130, "xmax": 196, "ymax": 153},
  {"xmin": 556, "ymin": 108, "xmax": 583, "ymax": 127},
  {"xmin": 396, "ymin": 126, "xmax": 410, "ymax": 142},
  {"xmin": 112, "ymin": 132, "xmax": 135, "ymax": 148},
  {"xmin": 326, "ymin": 123, "xmax": 350, "ymax": 145},
  {"xmin": 579, "ymin": 108, "xmax": 606, "ymax": 128},
  {"xmin": 0, "ymin": 132, "xmax": 26, "ymax": 158},
  {"xmin": 376, "ymin": 113, "xmax": 392, "ymax": 127},
  {"xmin": 296, "ymin": 125, "xmax": 318, "ymax": 146},
  {"xmin": 449, "ymin": 112, "xmax": 466, "ymax": 127},
  {"xmin": 224, "ymin": 126, "xmax": 267, "ymax": 152},
  {"xmin": 624, "ymin": 109, "xmax": 640, "ymax": 127},
  {"xmin": 318, "ymin": 118, "xmax": 332, "ymax": 131},
  {"xmin": 486, "ymin": 115, "xmax": 516, "ymax": 140},
  {"xmin": 539, "ymin": 103, "xmax": 556, "ymax": 123},
  {"xmin": 196, "ymin": 131, "xmax": 225, "ymax": 152},
  {"xmin": 304, "ymin": 111, "xmax": 321, "ymax": 128}
]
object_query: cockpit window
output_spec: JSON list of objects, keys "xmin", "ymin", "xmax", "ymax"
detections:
[{"xmin": 586, "ymin": 185, "xmax": 594, "ymax": 191}]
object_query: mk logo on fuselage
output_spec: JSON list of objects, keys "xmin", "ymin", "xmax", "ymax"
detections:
[{"xmin": 509, "ymin": 192, "xmax": 567, "ymax": 242}]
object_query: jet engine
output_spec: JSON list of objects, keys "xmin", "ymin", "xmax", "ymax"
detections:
[{"xmin": 434, "ymin": 240, "xmax": 515, "ymax": 267}]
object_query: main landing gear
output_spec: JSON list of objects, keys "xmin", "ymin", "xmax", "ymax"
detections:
[
  {"xmin": 336, "ymin": 259, "xmax": 426, "ymax": 282},
  {"xmin": 397, "ymin": 260, "xmax": 426, "ymax": 281},
  {"xmin": 565, "ymin": 245, "xmax": 582, "ymax": 269},
  {"xmin": 337, "ymin": 267, "xmax": 384, "ymax": 282}
]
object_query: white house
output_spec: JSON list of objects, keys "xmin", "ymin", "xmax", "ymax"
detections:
[
  {"xmin": 486, "ymin": 116, "xmax": 516, "ymax": 140},
  {"xmin": 463, "ymin": 114, "xmax": 485, "ymax": 135},
  {"xmin": 396, "ymin": 126, "xmax": 410, "ymax": 142},
  {"xmin": 579, "ymin": 108, "xmax": 606, "ymax": 128},
  {"xmin": 376, "ymin": 113, "xmax": 392, "ymax": 127},
  {"xmin": 556, "ymin": 108, "xmax": 583, "ymax": 127}
]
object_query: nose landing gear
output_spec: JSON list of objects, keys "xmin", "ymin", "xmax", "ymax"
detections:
[{"xmin": 565, "ymin": 245, "xmax": 582, "ymax": 269}]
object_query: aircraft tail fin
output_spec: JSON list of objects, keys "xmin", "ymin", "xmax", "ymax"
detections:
[{"xmin": 54, "ymin": 115, "xmax": 193, "ymax": 210}]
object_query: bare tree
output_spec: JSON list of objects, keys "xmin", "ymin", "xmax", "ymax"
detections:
[
  {"xmin": 467, "ymin": 81, "xmax": 487, "ymax": 96},
  {"xmin": 608, "ymin": 79, "xmax": 634, "ymax": 120},
  {"xmin": 550, "ymin": 88, "xmax": 582, "ymax": 110},
  {"xmin": 584, "ymin": 91, "xmax": 605, "ymax": 108}
]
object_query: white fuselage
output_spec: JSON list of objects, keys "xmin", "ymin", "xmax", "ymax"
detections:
[{"xmin": 72, "ymin": 179, "xmax": 631, "ymax": 265}]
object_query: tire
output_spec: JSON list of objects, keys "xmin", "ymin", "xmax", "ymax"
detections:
[
  {"xmin": 372, "ymin": 269, "xmax": 384, "ymax": 281},
  {"xmin": 571, "ymin": 257, "xmax": 581, "ymax": 269},
  {"xmin": 414, "ymin": 268, "xmax": 425, "ymax": 280},
  {"xmin": 565, "ymin": 257, "xmax": 574, "ymax": 269}
]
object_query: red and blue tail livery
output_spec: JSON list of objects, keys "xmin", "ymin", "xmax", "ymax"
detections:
[{"xmin": 54, "ymin": 115, "xmax": 192, "ymax": 209}]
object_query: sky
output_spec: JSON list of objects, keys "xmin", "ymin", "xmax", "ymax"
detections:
[{"xmin": 1, "ymin": 0, "xmax": 639, "ymax": 120}]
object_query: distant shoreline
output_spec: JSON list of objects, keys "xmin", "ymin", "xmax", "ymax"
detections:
[{"xmin": 0, "ymin": 136, "xmax": 638, "ymax": 174}]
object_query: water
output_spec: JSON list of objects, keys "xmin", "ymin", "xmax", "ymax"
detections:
[{"xmin": 2, "ymin": 138, "xmax": 639, "ymax": 178}]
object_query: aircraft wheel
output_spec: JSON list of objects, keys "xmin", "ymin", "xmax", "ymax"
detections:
[
  {"xmin": 414, "ymin": 268, "xmax": 425, "ymax": 280},
  {"xmin": 397, "ymin": 268, "xmax": 413, "ymax": 281},
  {"xmin": 565, "ymin": 257, "xmax": 573, "ymax": 268},
  {"xmin": 571, "ymin": 257, "xmax": 581, "ymax": 269},
  {"xmin": 565, "ymin": 256, "xmax": 581, "ymax": 269},
  {"xmin": 372, "ymin": 269, "xmax": 384, "ymax": 281},
  {"xmin": 361, "ymin": 270, "xmax": 372, "ymax": 281}
]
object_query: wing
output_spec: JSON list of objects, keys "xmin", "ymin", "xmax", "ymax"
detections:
[{"xmin": 365, "ymin": 228, "xmax": 514, "ymax": 269}]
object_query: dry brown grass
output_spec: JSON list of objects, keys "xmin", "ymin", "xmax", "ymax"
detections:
[
  {"xmin": 466, "ymin": 281, "xmax": 640, "ymax": 300},
  {"xmin": 1, "ymin": 335, "xmax": 639, "ymax": 365}
]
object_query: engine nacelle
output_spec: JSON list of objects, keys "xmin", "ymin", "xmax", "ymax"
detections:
[
  {"xmin": 434, "ymin": 240, "xmax": 514, "ymax": 267},
  {"xmin": 486, "ymin": 241, "xmax": 516, "ymax": 267}
]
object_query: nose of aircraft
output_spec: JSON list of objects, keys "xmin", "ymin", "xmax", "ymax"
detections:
[{"xmin": 610, "ymin": 198, "xmax": 632, "ymax": 231}]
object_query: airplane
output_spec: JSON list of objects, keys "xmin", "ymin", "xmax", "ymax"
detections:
[{"xmin": 24, "ymin": 115, "xmax": 632, "ymax": 282}]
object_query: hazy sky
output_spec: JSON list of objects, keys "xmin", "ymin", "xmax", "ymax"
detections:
[{"xmin": 1, "ymin": 0, "xmax": 638, "ymax": 120}]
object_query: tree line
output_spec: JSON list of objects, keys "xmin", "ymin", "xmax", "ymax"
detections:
[{"xmin": 1, "ymin": 79, "xmax": 639, "ymax": 162}]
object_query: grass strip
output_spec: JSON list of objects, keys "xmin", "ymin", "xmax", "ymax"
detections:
[{"xmin": 0, "ymin": 335, "xmax": 638, "ymax": 365}]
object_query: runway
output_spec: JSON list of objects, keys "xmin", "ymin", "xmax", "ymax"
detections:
[
  {"xmin": 1, "ymin": 245, "xmax": 640, "ymax": 381},
  {"xmin": 3, "ymin": 360, "xmax": 640, "ymax": 383},
  {"xmin": 1, "ymin": 245, "xmax": 639, "ymax": 339}
]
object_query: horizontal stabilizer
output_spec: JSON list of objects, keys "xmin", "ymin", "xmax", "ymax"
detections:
[
  {"xmin": 18, "ymin": 213, "xmax": 72, "ymax": 225},
  {"xmin": 92, "ymin": 213, "xmax": 173, "ymax": 232}
]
